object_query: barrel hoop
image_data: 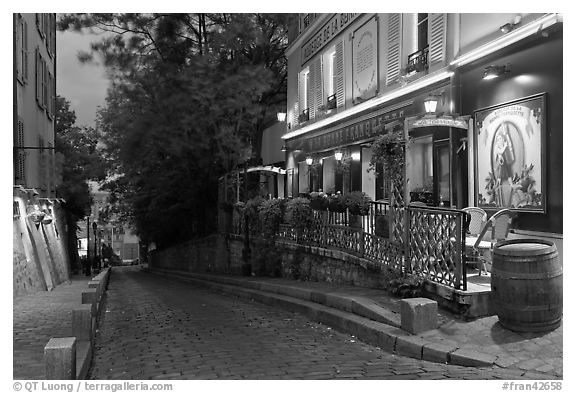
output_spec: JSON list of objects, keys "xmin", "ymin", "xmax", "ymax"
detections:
[
  {"xmin": 494, "ymin": 239, "xmax": 556, "ymax": 256},
  {"xmin": 493, "ymin": 302, "xmax": 563, "ymax": 312},
  {"xmin": 491, "ymin": 270, "xmax": 563, "ymax": 280}
]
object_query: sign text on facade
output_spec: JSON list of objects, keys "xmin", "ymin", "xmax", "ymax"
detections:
[{"xmin": 301, "ymin": 13, "xmax": 360, "ymax": 65}]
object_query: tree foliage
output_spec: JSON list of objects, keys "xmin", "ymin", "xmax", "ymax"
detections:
[
  {"xmin": 58, "ymin": 13, "xmax": 295, "ymax": 249},
  {"xmin": 55, "ymin": 95, "xmax": 107, "ymax": 267}
]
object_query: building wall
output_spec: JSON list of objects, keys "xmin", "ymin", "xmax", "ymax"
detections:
[
  {"xmin": 13, "ymin": 195, "xmax": 70, "ymax": 296},
  {"xmin": 459, "ymin": 26, "xmax": 562, "ymax": 234},
  {"xmin": 14, "ymin": 13, "xmax": 57, "ymax": 197},
  {"xmin": 282, "ymin": 13, "xmax": 562, "ymax": 234}
]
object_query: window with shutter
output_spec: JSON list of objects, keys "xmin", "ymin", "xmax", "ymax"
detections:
[
  {"xmin": 38, "ymin": 136, "xmax": 46, "ymax": 191},
  {"xmin": 42, "ymin": 60, "xmax": 48, "ymax": 110},
  {"xmin": 298, "ymin": 67, "xmax": 310, "ymax": 123},
  {"xmin": 36, "ymin": 48, "xmax": 42, "ymax": 106},
  {"xmin": 16, "ymin": 118, "xmax": 25, "ymax": 182},
  {"xmin": 385, "ymin": 14, "xmax": 402, "ymax": 86},
  {"xmin": 428, "ymin": 13, "xmax": 446, "ymax": 71},
  {"xmin": 334, "ymin": 40, "xmax": 344, "ymax": 108}
]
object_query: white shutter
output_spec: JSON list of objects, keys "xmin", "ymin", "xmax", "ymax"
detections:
[
  {"xmin": 17, "ymin": 118, "xmax": 25, "ymax": 182},
  {"xmin": 335, "ymin": 40, "xmax": 344, "ymax": 108},
  {"xmin": 428, "ymin": 13, "xmax": 447, "ymax": 71},
  {"xmin": 36, "ymin": 48, "xmax": 41, "ymax": 105},
  {"xmin": 309, "ymin": 57, "xmax": 322, "ymax": 119},
  {"xmin": 385, "ymin": 13, "xmax": 402, "ymax": 86}
]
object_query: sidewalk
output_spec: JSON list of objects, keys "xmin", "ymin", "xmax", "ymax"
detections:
[
  {"xmin": 147, "ymin": 268, "xmax": 562, "ymax": 379},
  {"xmin": 13, "ymin": 274, "xmax": 93, "ymax": 380}
]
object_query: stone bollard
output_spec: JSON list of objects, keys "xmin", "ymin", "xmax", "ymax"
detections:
[
  {"xmin": 88, "ymin": 280, "xmax": 101, "ymax": 302},
  {"xmin": 44, "ymin": 337, "xmax": 76, "ymax": 379},
  {"xmin": 82, "ymin": 288, "xmax": 98, "ymax": 316},
  {"xmin": 72, "ymin": 304, "xmax": 93, "ymax": 342},
  {"xmin": 400, "ymin": 297, "xmax": 438, "ymax": 334}
]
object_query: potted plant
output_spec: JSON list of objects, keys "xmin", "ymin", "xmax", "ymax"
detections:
[
  {"xmin": 309, "ymin": 191, "xmax": 329, "ymax": 211},
  {"xmin": 327, "ymin": 193, "xmax": 347, "ymax": 213},
  {"xmin": 342, "ymin": 191, "xmax": 371, "ymax": 228},
  {"xmin": 342, "ymin": 191, "xmax": 371, "ymax": 216}
]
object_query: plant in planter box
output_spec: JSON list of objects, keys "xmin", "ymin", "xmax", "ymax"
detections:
[
  {"xmin": 309, "ymin": 191, "xmax": 329, "ymax": 211},
  {"xmin": 342, "ymin": 191, "xmax": 371, "ymax": 216},
  {"xmin": 368, "ymin": 127, "xmax": 406, "ymax": 183},
  {"xmin": 327, "ymin": 193, "xmax": 347, "ymax": 213}
]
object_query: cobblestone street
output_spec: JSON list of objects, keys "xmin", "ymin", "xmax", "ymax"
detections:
[{"xmin": 89, "ymin": 268, "xmax": 541, "ymax": 380}]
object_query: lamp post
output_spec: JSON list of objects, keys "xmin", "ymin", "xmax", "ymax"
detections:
[{"xmin": 242, "ymin": 162, "xmax": 251, "ymax": 276}]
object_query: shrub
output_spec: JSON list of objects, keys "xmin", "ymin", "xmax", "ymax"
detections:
[
  {"xmin": 244, "ymin": 196, "xmax": 265, "ymax": 235},
  {"xmin": 286, "ymin": 197, "xmax": 314, "ymax": 241},
  {"xmin": 388, "ymin": 273, "xmax": 425, "ymax": 298},
  {"xmin": 258, "ymin": 199, "xmax": 284, "ymax": 238}
]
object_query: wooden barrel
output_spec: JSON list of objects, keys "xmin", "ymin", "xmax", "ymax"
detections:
[{"xmin": 492, "ymin": 239, "xmax": 562, "ymax": 332}]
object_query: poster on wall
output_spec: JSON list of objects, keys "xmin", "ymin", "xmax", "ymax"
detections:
[
  {"xmin": 474, "ymin": 94, "xmax": 546, "ymax": 212},
  {"xmin": 352, "ymin": 17, "xmax": 378, "ymax": 104}
]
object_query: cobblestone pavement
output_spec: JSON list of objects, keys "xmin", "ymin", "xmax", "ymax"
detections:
[
  {"xmin": 89, "ymin": 268, "xmax": 549, "ymax": 380},
  {"xmin": 13, "ymin": 276, "xmax": 92, "ymax": 379}
]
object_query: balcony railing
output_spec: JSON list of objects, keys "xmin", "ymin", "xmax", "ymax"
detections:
[
  {"xmin": 298, "ymin": 108, "xmax": 310, "ymax": 124},
  {"xmin": 326, "ymin": 94, "xmax": 337, "ymax": 110},
  {"xmin": 405, "ymin": 45, "xmax": 429, "ymax": 74}
]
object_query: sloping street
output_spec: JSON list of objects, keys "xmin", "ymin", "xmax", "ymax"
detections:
[{"xmin": 89, "ymin": 267, "xmax": 541, "ymax": 380}]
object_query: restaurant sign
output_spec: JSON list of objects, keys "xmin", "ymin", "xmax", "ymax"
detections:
[
  {"xmin": 301, "ymin": 13, "xmax": 360, "ymax": 65},
  {"xmin": 297, "ymin": 107, "xmax": 408, "ymax": 152},
  {"xmin": 408, "ymin": 116, "xmax": 469, "ymax": 130}
]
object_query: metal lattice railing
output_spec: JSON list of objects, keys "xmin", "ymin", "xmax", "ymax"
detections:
[
  {"xmin": 406, "ymin": 205, "xmax": 466, "ymax": 290},
  {"xmin": 232, "ymin": 200, "xmax": 467, "ymax": 290}
]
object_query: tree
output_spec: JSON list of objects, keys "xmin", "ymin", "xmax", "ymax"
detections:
[
  {"xmin": 58, "ymin": 13, "xmax": 296, "ymax": 249},
  {"xmin": 55, "ymin": 96, "xmax": 107, "ymax": 271}
]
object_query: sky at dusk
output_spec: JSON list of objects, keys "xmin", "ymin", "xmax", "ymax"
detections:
[{"xmin": 56, "ymin": 28, "xmax": 110, "ymax": 128}]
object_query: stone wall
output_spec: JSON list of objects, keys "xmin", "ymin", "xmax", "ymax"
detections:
[
  {"xmin": 150, "ymin": 234, "xmax": 392, "ymax": 290},
  {"xmin": 13, "ymin": 197, "xmax": 71, "ymax": 297},
  {"xmin": 150, "ymin": 234, "xmax": 243, "ymax": 275}
]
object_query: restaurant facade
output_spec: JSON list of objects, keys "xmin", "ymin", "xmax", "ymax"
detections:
[{"xmin": 282, "ymin": 13, "xmax": 562, "ymax": 236}]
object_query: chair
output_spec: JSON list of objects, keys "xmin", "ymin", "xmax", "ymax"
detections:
[
  {"xmin": 466, "ymin": 208, "xmax": 516, "ymax": 275},
  {"xmin": 462, "ymin": 207, "xmax": 487, "ymax": 236}
]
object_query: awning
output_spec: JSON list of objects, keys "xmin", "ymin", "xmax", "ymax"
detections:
[{"xmin": 246, "ymin": 165, "xmax": 286, "ymax": 175}]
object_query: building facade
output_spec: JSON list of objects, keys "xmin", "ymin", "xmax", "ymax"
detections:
[
  {"xmin": 283, "ymin": 13, "xmax": 562, "ymax": 236},
  {"xmin": 14, "ymin": 13, "xmax": 57, "ymax": 196},
  {"xmin": 13, "ymin": 13, "xmax": 69, "ymax": 295}
]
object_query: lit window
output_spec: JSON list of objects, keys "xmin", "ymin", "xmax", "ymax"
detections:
[{"xmin": 323, "ymin": 46, "xmax": 336, "ymax": 103}]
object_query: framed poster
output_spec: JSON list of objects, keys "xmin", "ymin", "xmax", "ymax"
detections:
[
  {"xmin": 474, "ymin": 93, "xmax": 546, "ymax": 212},
  {"xmin": 352, "ymin": 16, "xmax": 378, "ymax": 103}
]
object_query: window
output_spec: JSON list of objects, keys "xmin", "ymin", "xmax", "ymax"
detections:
[
  {"xmin": 47, "ymin": 72, "xmax": 55, "ymax": 119},
  {"xmin": 301, "ymin": 68, "xmax": 310, "ymax": 110},
  {"xmin": 16, "ymin": 15, "xmax": 28, "ymax": 84},
  {"xmin": 417, "ymin": 14, "xmax": 428, "ymax": 50},
  {"xmin": 15, "ymin": 118, "xmax": 25, "ymax": 183},
  {"xmin": 36, "ymin": 49, "xmax": 42, "ymax": 107},
  {"xmin": 297, "ymin": 67, "xmax": 310, "ymax": 123}
]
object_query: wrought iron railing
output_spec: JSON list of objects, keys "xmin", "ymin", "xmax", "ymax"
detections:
[
  {"xmin": 406, "ymin": 205, "xmax": 467, "ymax": 290},
  {"xmin": 298, "ymin": 108, "xmax": 310, "ymax": 124},
  {"xmin": 327, "ymin": 94, "xmax": 337, "ymax": 110},
  {"xmin": 406, "ymin": 45, "xmax": 429, "ymax": 74},
  {"xmin": 229, "ymin": 199, "xmax": 466, "ymax": 290}
]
